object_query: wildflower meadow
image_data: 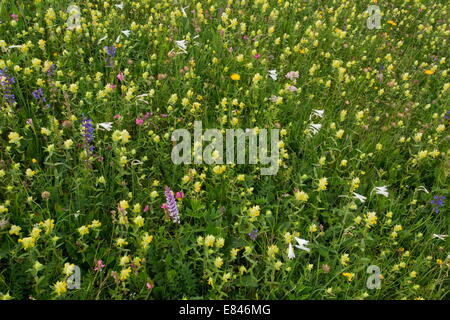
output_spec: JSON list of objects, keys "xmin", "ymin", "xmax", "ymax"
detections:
[{"xmin": 0, "ymin": 0, "xmax": 449, "ymax": 301}]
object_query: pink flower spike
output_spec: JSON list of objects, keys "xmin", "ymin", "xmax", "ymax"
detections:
[
  {"xmin": 113, "ymin": 114, "xmax": 121, "ymax": 120},
  {"xmin": 94, "ymin": 260, "xmax": 105, "ymax": 271},
  {"xmin": 146, "ymin": 282, "xmax": 153, "ymax": 290},
  {"xmin": 144, "ymin": 205, "xmax": 149, "ymax": 212},
  {"xmin": 117, "ymin": 72, "xmax": 124, "ymax": 81},
  {"xmin": 160, "ymin": 203, "xmax": 168, "ymax": 209},
  {"xmin": 254, "ymin": 54, "xmax": 261, "ymax": 59},
  {"xmin": 10, "ymin": 14, "xmax": 18, "ymax": 21},
  {"xmin": 135, "ymin": 118, "xmax": 144, "ymax": 126}
]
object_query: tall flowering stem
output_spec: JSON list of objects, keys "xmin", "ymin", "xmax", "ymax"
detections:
[
  {"xmin": 81, "ymin": 116, "xmax": 95, "ymax": 154},
  {"xmin": 164, "ymin": 186, "xmax": 180, "ymax": 224},
  {"xmin": 0, "ymin": 68, "xmax": 16, "ymax": 108}
]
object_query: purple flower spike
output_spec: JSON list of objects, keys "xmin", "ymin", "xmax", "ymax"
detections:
[
  {"xmin": 164, "ymin": 186, "xmax": 180, "ymax": 224},
  {"xmin": 81, "ymin": 116, "xmax": 95, "ymax": 154}
]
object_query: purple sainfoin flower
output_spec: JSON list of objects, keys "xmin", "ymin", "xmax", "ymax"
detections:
[
  {"xmin": 444, "ymin": 111, "xmax": 450, "ymax": 121},
  {"xmin": 32, "ymin": 88, "xmax": 46, "ymax": 103},
  {"xmin": 104, "ymin": 45, "xmax": 116, "ymax": 57},
  {"xmin": 0, "ymin": 68, "xmax": 16, "ymax": 107},
  {"xmin": 46, "ymin": 63, "xmax": 56, "ymax": 77},
  {"xmin": 104, "ymin": 45, "xmax": 116, "ymax": 67},
  {"xmin": 81, "ymin": 116, "xmax": 95, "ymax": 153},
  {"xmin": 247, "ymin": 229, "xmax": 259, "ymax": 241},
  {"xmin": 164, "ymin": 186, "xmax": 180, "ymax": 224},
  {"xmin": 431, "ymin": 196, "xmax": 446, "ymax": 213}
]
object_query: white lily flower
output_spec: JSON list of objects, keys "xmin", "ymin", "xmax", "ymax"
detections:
[
  {"xmin": 288, "ymin": 243, "xmax": 295, "ymax": 259},
  {"xmin": 268, "ymin": 70, "xmax": 278, "ymax": 80},
  {"xmin": 309, "ymin": 123, "xmax": 322, "ymax": 135},
  {"xmin": 175, "ymin": 40, "xmax": 188, "ymax": 53},
  {"xmin": 374, "ymin": 186, "xmax": 389, "ymax": 197},
  {"xmin": 97, "ymin": 122, "xmax": 113, "ymax": 131},
  {"xmin": 181, "ymin": 6, "xmax": 188, "ymax": 17},
  {"xmin": 98, "ymin": 35, "xmax": 108, "ymax": 44},
  {"xmin": 121, "ymin": 30, "xmax": 131, "ymax": 37},
  {"xmin": 416, "ymin": 186, "xmax": 429, "ymax": 193},
  {"xmin": 352, "ymin": 192, "xmax": 367, "ymax": 203},
  {"xmin": 432, "ymin": 234, "xmax": 448, "ymax": 241},
  {"xmin": 312, "ymin": 109, "xmax": 324, "ymax": 118},
  {"xmin": 294, "ymin": 237, "xmax": 310, "ymax": 252},
  {"xmin": 115, "ymin": 3, "xmax": 124, "ymax": 9}
]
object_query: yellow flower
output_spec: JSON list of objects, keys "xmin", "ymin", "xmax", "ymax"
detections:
[
  {"xmin": 78, "ymin": 225, "xmax": 90, "ymax": 236},
  {"xmin": 342, "ymin": 272, "xmax": 354, "ymax": 282},
  {"xmin": 223, "ymin": 273, "xmax": 232, "ymax": 282},
  {"xmin": 118, "ymin": 200, "xmax": 129, "ymax": 210},
  {"xmin": 336, "ymin": 129, "xmax": 344, "ymax": 139},
  {"xmin": 267, "ymin": 245, "xmax": 279, "ymax": 258},
  {"xmin": 63, "ymin": 263, "xmax": 75, "ymax": 276},
  {"xmin": 141, "ymin": 232, "xmax": 153, "ymax": 249},
  {"xmin": 317, "ymin": 177, "xmax": 328, "ymax": 191},
  {"xmin": 34, "ymin": 261, "xmax": 44, "ymax": 272},
  {"xmin": 214, "ymin": 257, "xmax": 223, "ymax": 268},
  {"xmin": 212, "ymin": 165, "xmax": 226, "ymax": 175},
  {"xmin": 424, "ymin": 70, "xmax": 434, "ymax": 75},
  {"xmin": 120, "ymin": 255, "xmax": 130, "ymax": 266},
  {"xmin": 133, "ymin": 215, "xmax": 145, "ymax": 227},
  {"xmin": 90, "ymin": 220, "xmax": 101, "ymax": 229},
  {"xmin": 64, "ymin": 139, "xmax": 74, "ymax": 149},
  {"xmin": 120, "ymin": 267, "xmax": 132, "ymax": 281},
  {"xmin": 340, "ymin": 253, "xmax": 350, "ymax": 266},
  {"xmin": 204, "ymin": 235, "xmax": 215, "ymax": 247},
  {"xmin": 116, "ymin": 238, "xmax": 128, "ymax": 247},
  {"xmin": 294, "ymin": 190, "xmax": 309, "ymax": 202},
  {"xmin": 54, "ymin": 281, "xmax": 67, "ymax": 296},
  {"xmin": 215, "ymin": 237, "xmax": 225, "ymax": 248},
  {"xmin": 40, "ymin": 219, "xmax": 55, "ymax": 234},
  {"xmin": 248, "ymin": 205, "xmax": 261, "ymax": 218},
  {"xmin": 309, "ymin": 224, "xmax": 318, "ymax": 233},
  {"xmin": 9, "ymin": 225, "xmax": 21, "ymax": 236},
  {"xmin": 112, "ymin": 130, "xmax": 131, "ymax": 143},
  {"xmin": 364, "ymin": 211, "xmax": 378, "ymax": 228},
  {"xmin": 18, "ymin": 237, "xmax": 35, "ymax": 250},
  {"xmin": 26, "ymin": 168, "xmax": 36, "ymax": 178},
  {"xmin": 230, "ymin": 73, "xmax": 240, "ymax": 81},
  {"xmin": 8, "ymin": 132, "xmax": 22, "ymax": 145}
]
